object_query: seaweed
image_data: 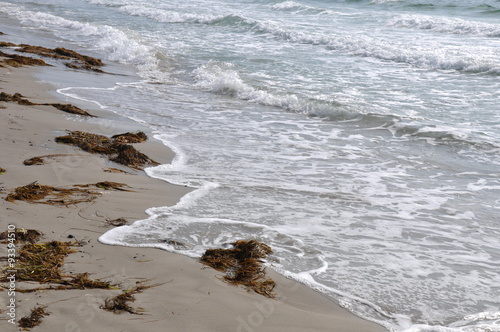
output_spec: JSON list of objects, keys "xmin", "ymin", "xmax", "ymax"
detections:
[
  {"xmin": 104, "ymin": 167, "xmax": 131, "ymax": 174},
  {"xmin": 0, "ymin": 50, "xmax": 49, "ymax": 67},
  {"xmin": 0, "ymin": 92, "xmax": 35, "ymax": 105},
  {"xmin": 23, "ymin": 156, "xmax": 45, "ymax": 166},
  {"xmin": 23, "ymin": 154, "xmax": 82, "ymax": 166},
  {"xmin": 0, "ymin": 42, "xmax": 105, "ymax": 72},
  {"xmin": 105, "ymin": 217, "xmax": 128, "ymax": 227},
  {"xmin": 64, "ymin": 61, "xmax": 104, "ymax": 73},
  {"xmin": 42, "ymin": 103, "xmax": 95, "ymax": 117},
  {"xmin": 0, "ymin": 167, "xmax": 5, "ymax": 174},
  {"xmin": 101, "ymin": 283, "xmax": 157, "ymax": 314},
  {"xmin": 0, "ymin": 240, "xmax": 112, "ymax": 290},
  {"xmin": 111, "ymin": 131, "xmax": 148, "ymax": 144},
  {"xmin": 109, "ymin": 143, "xmax": 157, "ymax": 170},
  {"xmin": 53, "ymin": 47, "xmax": 103, "ymax": 67},
  {"xmin": 62, "ymin": 272, "xmax": 112, "ymax": 290},
  {"xmin": 18, "ymin": 306, "xmax": 49, "ymax": 330},
  {"xmin": 55, "ymin": 130, "xmax": 158, "ymax": 169},
  {"xmin": 17, "ymin": 45, "xmax": 67, "ymax": 60},
  {"xmin": 200, "ymin": 240, "xmax": 276, "ymax": 298},
  {"xmin": 76, "ymin": 181, "xmax": 131, "ymax": 192},
  {"xmin": 55, "ymin": 131, "xmax": 112, "ymax": 153},
  {"xmin": 95, "ymin": 181, "xmax": 130, "ymax": 191},
  {"xmin": 4, "ymin": 181, "xmax": 100, "ymax": 206},
  {"xmin": 0, "ymin": 228, "xmax": 42, "ymax": 244},
  {"xmin": 0, "ymin": 92, "xmax": 95, "ymax": 116}
]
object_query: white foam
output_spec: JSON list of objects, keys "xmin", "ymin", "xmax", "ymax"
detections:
[
  {"xmin": 118, "ymin": 4, "xmax": 223, "ymax": 24},
  {"xmin": 389, "ymin": 14, "xmax": 500, "ymax": 37},
  {"xmin": 271, "ymin": 1, "xmax": 340, "ymax": 15},
  {"xmin": 245, "ymin": 19, "xmax": 500, "ymax": 74},
  {"xmin": 191, "ymin": 61, "xmax": 355, "ymax": 119},
  {"xmin": 370, "ymin": 0, "xmax": 403, "ymax": 4}
]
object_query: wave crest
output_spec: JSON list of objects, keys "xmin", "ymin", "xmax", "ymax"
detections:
[{"xmin": 389, "ymin": 14, "xmax": 500, "ymax": 37}]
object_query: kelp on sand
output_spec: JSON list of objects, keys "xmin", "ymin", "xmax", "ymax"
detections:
[
  {"xmin": 55, "ymin": 130, "xmax": 158, "ymax": 169},
  {"xmin": 101, "ymin": 283, "xmax": 159, "ymax": 314},
  {"xmin": 18, "ymin": 306, "xmax": 49, "ymax": 330},
  {"xmin": 4, "ymin": 181, "xmax": 100, "ymax": 206},
  {"xmin": 200, "ymin": 240, "xmax": 276, "ymax": 298},
  {"xmin": 0, "ymin": 42, "xmax": 105, "ymax": 72},
  {"xmin": 0, "ymin": 91, "xmax": 95, "ymax": 117},
  {"xmin": 0, "ymin": 240, "xmax": 112, "ymax": 291},
  {"xmin": 0, "ymin": 228, "xmax": 42, "ymax": 244}
]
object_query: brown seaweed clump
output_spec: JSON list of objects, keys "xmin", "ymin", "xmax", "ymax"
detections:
[
  {"xmin": 23, "ymin": 154, "xmax": 82, "ymax": 166},
  {"xmin": 0, "ymin": 228, "xmax": 43, "ymax": 244},
  {"xmin": 55, "ymin": 131, "xmax": 112, "ymax": 153},
  {"xmin": 0, "ymin": 240, "xmax": 112, "ymax": 291},
  {"xmin": 4, "ymin": 181, "xmax": 100, "ymax": 206},
  {"xmin": 109, "ymin": 144, "xmax": 154, "ymax": 169},
  {"xmin": 42, "ymin": 103, "xmax": 95, "ymax": 117},
  {"xmin": 101, "ymin": 283, "xmax": 157, "ymax": 314},
  {"xmin": 0, "ymin": 92, "xmax": 95, "ymax": 116},
  {"xmin": 0, "ymin": 42, "xmax": 105, "ymax": 72},
  {"xmin": 104, "ymin": 167, "xmax": 131, "ymax": 174},
  {"xmin": 23, "ymin": 156, "xmax": 45, "ymax": 166},
  {"xmin": 111, "ymin": 131, "xmax": 148, "ymax": 144},
  {"xmin": 18, "ymin": 306, "xmax": 49, "ymax": 330},
  {"xmin": 0, "ymin": 92, "xmax": 35, "ymax": 105},
  {"xmin": 200, "ymin": 240, "xmax": 276, "ymax": 298},
  {"xmin": 0, "ymin": 50, "xmax": 49, "ymax": 67},
  {"xmin": 55, "ymin": 130, "xmax": 158, "ymax": 169},
  {"xmin": 76, "ymin": 181, "xmax": 131, "ymax": 192},
  {"xmin": 0, "ymin": 167, "xmax": 5, "ymax": 174}
]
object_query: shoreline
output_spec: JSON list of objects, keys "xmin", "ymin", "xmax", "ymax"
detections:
[{"xmin": 0, "ymin": 41, "xmax": 386, "ymax": 331}]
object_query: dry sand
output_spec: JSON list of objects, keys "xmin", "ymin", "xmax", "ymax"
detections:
[{"xmin": 0, "ymin": 58, "xmax": 386, "ymax": 331}]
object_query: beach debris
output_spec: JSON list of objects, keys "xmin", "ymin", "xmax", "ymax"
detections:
[
  {"xmin": 0, "ymin": 228, "xmax": 42, "ymax": 244},
  {"xmin": 0, "ymin": 42, "xmax": 105, "ymax": 72},
  {"xmin": 41, "ymin": 103, "xmax": 95, "ymax": 117},
  {"xmin": 0, "ymin": 92, "xmax": 96, "ymax": 116},
  {"xmin": 0, "ymin": 239, "xmax": 112, "ymax": 291},
  {"xmin": 104, "ymin": 167, "xmax": 131, "ymax": 174},
  {"xmin": 109, "ymin": 144, "xmax": 155, "ymax": 169},
  {"xmin": 95, "ymin": 181, "xmax": 130, "ymax": 191},
  {"xmin": 55, "ymin": 130, "xmax": 158, "ymax": 169},
  {"xmin": 0, "ymin": 167, "xmax": 5, "ymax": 174},
  {"xmin": 23, "ymin": 154, "xmax": 84, "ymax": 166},
  {"xmin": 4, "ymin": 181, "xmax": 100, "ymax": 206},
  {"xmin": 0, "ymin": 50, "xmax": 50, "ymax": 67},
  {"xmin": 105, "ymin": 217, "xmax": 128, "ymax": 226},
  {"xmin": 62, "ymin": 272, "xmax": 112, "ymax": 289},
  {"xmin": 101, "ymin": 283, "xmax": 158, "ymax": 314},
  {"xmin": 0, "ymin": 92, "xmax": 35, "ymax": 105},
  {"xmin": 76, "ymin": 181, "xmax": 132, "ymax": 192},
  {"xmin": 18, "ymin": 306, "xmax": 49, "ymax": 330},
  {"xmin": 200, "ymin": 240, "xmax": 276, "ymax": 298},
  {"xmin": 23, "ymin": 156, "xmax": 45, "ymax": 166},
  {"xmin": 111, "ymin": 131, "xmax": 148, "ymax": 144},
  {"xmin": 55, "ymin": 130, "xmax": 112, "ymax": 153}
]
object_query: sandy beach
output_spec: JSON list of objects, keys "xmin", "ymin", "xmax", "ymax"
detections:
[{"xmin": 0, "ymin": 40, "xmax": 386, "ymax": 331}]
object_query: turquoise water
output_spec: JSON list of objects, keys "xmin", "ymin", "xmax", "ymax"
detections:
[{"xmin": 1, "ymin": 0, "xmax": 499, "ymax": 330}]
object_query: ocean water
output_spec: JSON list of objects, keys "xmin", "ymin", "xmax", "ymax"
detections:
[{"xmin": 1, "ymin": 0, "xmax": 499, "ymax": 330}]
